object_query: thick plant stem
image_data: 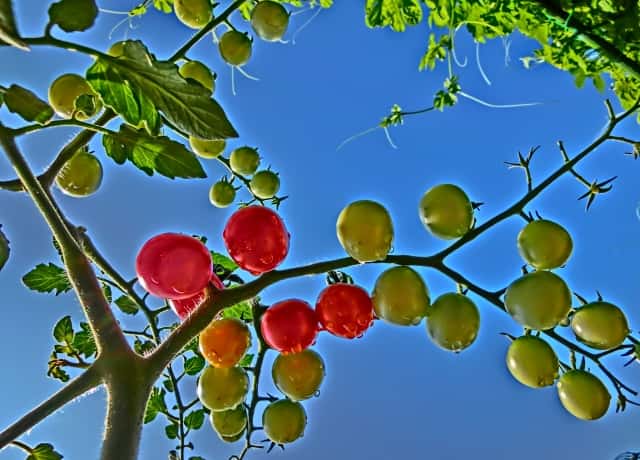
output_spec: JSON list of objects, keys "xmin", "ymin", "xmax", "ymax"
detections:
[{"xmin": 0, "ymin": 365, "xmax": 102, "ymax": 450}]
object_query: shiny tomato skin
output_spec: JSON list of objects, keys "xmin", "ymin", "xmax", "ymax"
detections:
[
  {"xmin": 506, "ymin": 335, "xmax": 559, "ymax": 388},
  {"xmin": 199, "ymin": 318, "xmax": 251, "ymax": 368},
  {"xmin": 260, "ymin": 299, "xmax": 318, "ymax": 353},
  {"xmin": 272, "ymin": 349, "xmax": 325, "ymax": 401},
  {"xmin": 136, "ymin": 233, "xmax": 212, "ymax": 299},
  {"xmin": 557, "ymin": 370, "xmax": 610, "ymax": 421},
  {"xmin": 262, "ymin": 399, "xmax": 307, "ymax": 444},
  {"xmin": 571, "ymin": 301, "xmax": 630, "ymax": 350},
  {"xmin": 169, "ymin": 274, "xmax": 224, "ymax": 319},
  {"xmin": 315, "ymin": 283, "xmax": 374, "ymax": 339},
  {"xmin": 222, "ymin": 206, "xmax": 289, "ymax": 275}
]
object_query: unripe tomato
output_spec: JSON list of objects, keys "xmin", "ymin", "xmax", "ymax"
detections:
[
  {"xmin": 48, "ymin": 73, "xmax": 102, "ymax": 120},
  {"xmin": 372, "ymin": 266, "xmax": 430, "ymax": 326},
  {"xmin": 262, "ymin": 399, "xmax": 307, "ymax": 444},
  {"xmin": 189, "ymin": 136, "xmax": 226, "ymax": 159},
  {"xmin": 261, "ymin": 299, "xmax": 318, "ymax": 353},
  {"xmin": 107, "ymin": 40, "xmax": 127, "ymax": 57},
  {"xmin": 426, "ymin": 293, "xmax": 479, "ymax": 352},
  {"xmin": 210, "ymin": 405, "xmax": 248, "ymax": 437},
  {"xmin": 169, "ymin": 273, "xmax": 224, "ymax": 319},
  {"xmin": 209, "ymin": 181, "xmax": 236, "ymax": 208},
  {"xmin": 199, "ymin": 318, "xmax": 251, "ymax": 368},
  {"xmin": 174, "ymin": 0, "xmax": 212, "ymax": 29},
  {"xmin": 419, "ymin": 184, "xmax": 473, "ymax": 240},
  {"xmin": 218, "ymin": 30, "xmax": 252, "ymax": 67},
  {"xmin": 229, "ymin": 146, "xmax": 260, "ymax": 175},
  {"xmin": 336, "ymin": 200, "xmax": 393, "ymax": 263},
  {"xmin": 571, "ymin": 301, "xmax": 630, "ymax": 350},
  {"xmin": 506, "ymin": 335, "xmax": 559, "ymax": 388},
  {"xmin": 0, "ymin": 226, "xmax": 9, "ymax": 271},
  {"xmin": 197, "ymin": 365, "xmax": 249, "ymax": 411},
  {"xmin": 249, "ymin": 170, "xmax": 280, "ymax": 199},
  {"xmin": 179, "ymin": 61, "xmax": 215, "ymax": 93},
  {"xmin": 517, "ymin": 219, "xmax": 573, "ymax": 270},
  {"xmin": 135, "ymin": 233, "xmax": 212, "ymax": 299},
  {"xmin": 504, "ymin": 271, "xmax": 572, "ymax": 330},
  {"xmin": 315, "ymin": 283, "xmax": 374, "ymax": 338},
  {"xmin": 55, "ymin": 150, "xmax": 103, "ymax": 197},
  {"xmin": 557, "ymin": 370, "xmax": 610, "ymax": 420},
  {"xmin": 222, "ymin": 205, "xmax": 289, "ymax": 275},
  {"xmin": 251, "ymin": 1, "xmax": 290, "ymax": 42},
  {"xmin": 272, "ymin": 349, "xmax": 325, "ymax": 401},
  {"xmin": 48, "ymin": 0, "xmax": 98, "ymax": 32}
]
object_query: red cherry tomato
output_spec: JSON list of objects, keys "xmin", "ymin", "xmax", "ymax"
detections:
[
  {"xmin": 315, "ymin": 283, "xmax": 374, "ymax": 339},
  {"xmin": 136, "ymin": 233, "xmax": 212, "ymax": 299},
  {"xmin": 222, "ymin": 206, "xmax": 289, "ymax": 275},
  {"xmin": 261, "ymin": 299, "xmax": 318, "ymax": 353},
  {"xmin": 169, "ymin": 274, "xmax": 224, "ymax": 319}
]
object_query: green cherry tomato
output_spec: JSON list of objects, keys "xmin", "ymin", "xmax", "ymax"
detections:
[
  {"xmin": 426, "ymin": 293, "xmax": 479, "ymax": 352},
  {"xmin": 272, "ymin": 349, "xmax": 325, "ymax": 401},
  {"xmin": 517, "ymin": 219, "xmax": 573, "ymax": 270},
  {"xmin": 372, "ymin": 266, "xmax": 430, "ymax": 326},
  {"xmin": 107, "ymin": 40, "xmax": 127, "ymax": 57},
  {"xmin": 419, "ymin": 184, "xmax": 473, "ymax": 240},
  {"xmin": 504, "ymin": 271, "xmax": 572, "ymax": 330},
  {"xmin": 55, "ymin": 150, "xmax": 103, "ymax": 198},
  {"xmin": 229, "ymin": 146, "xmax": 260, "ymax": 175},
  {"xmin": 210, "ymin": 405, "xmax": 248, "ymax": 437},
  {"xmin": 506, "ymin": 335, "xmax": 559, "ymax": 388},
  {"xmin": 48, "ymin": 73, "xmax": 102, "ymax": 120},
  {"xmin": 218, "ymin": 30, "xmax": 252, "ymax": 67},
  {"xmin": 221, "ymin": 429, "xmax": 246, "ymax": 443},
  {"xmin": 179, "ymin": 61, "xmax": 215, "ymax": 93},
  {"xmin": 209, "ymin": 181, "xmax": 236, "ymax": 208},
  {"xmin": 250, "ymin": 170, "xmax": 280, "ymax": 199},
  {"xmin": 251, "ymin": 1, "xmax": 290, "ymax": 42},
  {"xmin": 571, "ymin": 301, "xmax": 630, "ymax": 350},
  {"xmin": 197, "ymin": 366, "xmax": 249, "ymax": 411},
  {"xmin": 174, "ymin": 0, "xmax": 212, "ymax": 29},
  {"xmin": 262, "ymin": 399, "xmax": 307, "ymax": 444},
  {"xmin": 557, "ymin": 370, "xmax": 610, "ymax": 420},
  {"xmin": 336, "ymin": 200, "xmax": 394, "ymax": 263},
  {"xmin": 189, "ymin": 136, "xmax": 226, "ymax": 159},
  {"xmin": 0, "ymin": 226, "xmax": 9, "ymax": 271}
]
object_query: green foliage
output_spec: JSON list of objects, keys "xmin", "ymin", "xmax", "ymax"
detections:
[
  {"xmin": 2, "ymin": 85, "xmax": 53, "ymax": 123},
  {"xmin": 221, "ymin": 300, "xmax": 253, "ymax": 322},
  {"xmin": 365, "ymin": 0, "xmax": 423, "ymax": 32},
  {"xmin": 25, "ymin": 443, "xmax": 63, "ymax": 460},
  {"xmin": 48, "ymin": 316, "xmax": 96, "ymax": 382},
  {"xmin": 184, "ymin": 409, "xmax": 206, "ymax": 429},
  {"xmin": 184, "ymin": 355, "xmax": 205, "ymax": 375},
  {"xmin": 145, "ymin": 387, "xmax": 168, "ymax": 423},
  {"xmin": 212, "ymin": 251, "xmax": 238, "ymax": 273},
  {"xmin": 48, "ymin": 0, "xmax": 98, "ymax": 33},
  {"xmin": 114, "ymin": 295, "xmax": 139, "ymax": 315},
  {"xmin": 22, "ymin": 263, "xmax": 71, "ymax": 295},
  {"xmin": 102, "ymin": 125, "xmax": 206, "ymax": 179}
]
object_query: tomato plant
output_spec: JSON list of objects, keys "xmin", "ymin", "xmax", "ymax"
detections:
[
  {"xmin": 426, "ymin": 293, "xmax": 479, "ymax": 352},
  {"xmin": 260, "ymin": 299, "xmax": 319, "ymax": 353},
  {"xmin": 506, "ymin": 335, "xmax": 559, "ymax": 388},
  {"xmin": 315, "ymin": 283, "xmax": 374, "ymax": 338},
  {"xmin": 272, "ymin": 349, "xmax": 325, "ymax": 401},
  {"xmin": 336, "ymin": 200, "xmax": 394, "ymax": 263},
  {"xmin": 372, "ymin": 266, "xmax": 430, "ymax": 326}
]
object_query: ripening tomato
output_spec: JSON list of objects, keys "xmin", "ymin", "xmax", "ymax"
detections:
[
  {"xmin": 180, "ymin": 60, "xmax": 215, "ymax": 93},
  {"xmin": 517, "ymin": 219, "xmax": 573, "ymax": 270},
  {"xmin": 504, "ymin": 271, "xmax": 572, "ymax": 330},
  {"xmin": 189, "ymin": 136, "xmax": 226, "ymax": 159},
  {"xmin": 48, "ymin": 73, "xmax": 102, "ymax": 120},
  {"xmin": 222, "ymin": 205, "xmax": 289, "ymax": 275},
  {"xmin": 426, "ymin": 293, "xmax": 479, "ymax": 352},
  {"xmin": 315, "ymin": 283, "xmax": 374, "ymax": 338},
  {"xmin": 169, "ymin": 273, "xmax": 224, "ymax": 319},
  {"xmin": 174, "ymin": 0, "xmax": 212, "ymax": 29},
  {"xmin": 419, "ymin": 184, "xmax": 473, "ymax": 240},
  {"xmin": 557, "ymin": 370, "xmax": 610, "ymax": 420},
  {"xmin": 55, "ymin": 150, "xmax": 103, "ymax": 198},
  {"xmin": 506, "ymin": 335, "xmax": 559, "ymax": 388},
  {"xmin": 336, "ymin": 200, "xmax": 393, "ymax": 263},
  {"xmin": 251, "ymin": 1, "xmax": 290, "ymax": 42},
  {"xmin": 272, "ymin": 349, "xmax": 325, "ymax": 401},
  {"xmin": 210, "ymin": 405, "xmax": 248, "ymax": 437},
  {"xmin": 199, "ymin": 318, "xmax": 251, "ymax": 368},
  {"xmin": 135, "ymin": 233, "xmax": 212, "ymax": 299},
  {"xmin": 261, "ymin": 299, "xmax": 318, "ymax": 353},
  {"xmin": 263, "ymin": 399, "xmax": 307, "ymax": 444},
  {"xmin": 571, "ymin": 301, "xmax": 630, "ymax": 350},
  {"xmin": 372, "ymin": 266, "xmax": 430, "ymax": 326},
  {"xmin": 197, "ymin": 365, "xmax": 249, "ymax": 411},
  {"xmin": 218, "ymin": 30, "xmax": 252, "ymax": 67}
]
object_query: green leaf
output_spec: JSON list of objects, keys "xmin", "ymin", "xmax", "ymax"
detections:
[
  {"xmin": 162, "ymin": 378, "xmax": 175, "ymax": 393},
  {"xmin": 0, "ymin": 0, "xmax": 28, "ymax": 50},
  {"xmin": 3, "ymin": 85, "xmax": 53, "ymax": 123},
  {"xmin": 101, "ymin": 283, "xmax": 112, "ymax": 304},
  {"xmin": 153, "ymin": 0, "xmax": 172, "ymax": 13},
  {"xmin": 103, "ymin": 125, "xmax": 206, "ymax": 179},
  {"xmin": 134, "ymin": 338, "xmax": 156, "ymax": 355},
  {"xmin": 48, "ymin": 0, "xmax": 98, "ymax": 32},
  {"xmin": 365, "ymin": 0, "xmax": 423, "ymax": 32},
  {"xmin": 114, "ymin": 295, "xmax": 139, "ymax": 315},
  {"xmin": 86, "ymin": 40, "xmax": 237, "ymax": 139},
  {"xmin": 419, "ymin": 34, "xmax": 450, "ymax": 71},
  {"xmin": 221, "ymin": 301, "xmax": 253, "ymax": 322},
  {"xmin": 165, "ymin": 423, "xmax": 178, "ymax": 439},
  {"xmin": 184, "ymin": 355, "xmax": 205, "ymax": 375},
  {"xmin": 184, "ymin": 409, "xmax": 206, "ymax": 430},
  {"xmin": 144, "ymin": 387, "xmax": 167, "ymax": 423},
  {"xmin": 53, "ymin": 316, "xmax": 74, "ymax": 344},
  {"xmin": 22, "ymin": 263, "xmax": 72, "ymax": 295},
  {"xmin": 238, "ymin": 353, "xmax": 254, "ymax": 367},
  {"xmin": 212, "ymin": 252, "xmax": 238, "ymax": 273},
  {"xmin": 72, "ymin": 322, "xmax": 96, "ymax": 358},
  {"xmin": 26, "ymin": 443, "xmax": 63, "ymax": 460}
]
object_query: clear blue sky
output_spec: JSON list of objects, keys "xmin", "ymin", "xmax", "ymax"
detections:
[{"xmin": 1, "ymin": 1, "xmax": 640, "ymax": 459}]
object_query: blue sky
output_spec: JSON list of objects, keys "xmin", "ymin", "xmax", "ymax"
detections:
[{"xmin": 1, "ymin": 1, "xmax": 640, "ymax": 459}]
